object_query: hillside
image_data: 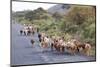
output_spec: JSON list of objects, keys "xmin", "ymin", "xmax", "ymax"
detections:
[{"xmin": 48, "ymin": 4, "xmax": 71, "ymax": 15}]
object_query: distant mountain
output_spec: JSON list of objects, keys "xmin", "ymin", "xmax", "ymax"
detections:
[{"xmin": 48, "ymin": 4, "xmax": 71, "ymax": 15}]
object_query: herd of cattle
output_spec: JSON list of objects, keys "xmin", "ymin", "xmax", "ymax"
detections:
[
  {"xmin": 20, "ymin": 24, "xmax": 92, "ymax": 56},
  {"xmin": 20, "ymin": 24, "xmax": 36, "ymax": 36}
]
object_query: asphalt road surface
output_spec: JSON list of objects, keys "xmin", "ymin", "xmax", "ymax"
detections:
[{"xmin": 11, "ymin": 23, "xmax": 95, "ymax": 66}]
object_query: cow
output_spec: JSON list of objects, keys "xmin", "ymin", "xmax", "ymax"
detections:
[
  {"xmin": 72, "ymin": 39, "xmax": 92, "ymax": 56},
  {"xmin": 77, "ymin": 43, "xmax": 91, "ymax": 56},
  {"xmin": 65, "ymin": 41, "xmax": 77, "ymax": 55},
  {"xmin": 40, "ymin": 36, "xmax": 50, "ymax": 48}
]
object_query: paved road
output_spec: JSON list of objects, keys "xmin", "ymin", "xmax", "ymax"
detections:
[{"xmin": 11, "ymin": 23, "xmax": 95, "ymax": 66}]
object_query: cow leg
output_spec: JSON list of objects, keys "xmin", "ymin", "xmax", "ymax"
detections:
[
  {"xmin": 24, "ymin": 31, "xmax": 26, "ymax": 36},
  {"xmin": 60, "ymin": 46, "xmax": 64, "ymax": 53},
  {"xmin": 84, "ymin": 48, "xmax": 90, "ymax": 56},
  {"xmin": 51, "ymin": 43, "xmax": 54, "ymax": 51},
  {"xmin": 20, "ymin": 30, "xmax": 23, "ymax": 35},
  {"xmin": 57, "ymin": 46, "xmax": 60, "ymax": 52},
  {"xmin": 31, "ymin": 39, "xmax": 34, "ymax": 47},
  {"xmin": 62, "ymin": 46, "xmax": 65, "ymax": 52},
  {"xmin": 72, "ymin": 47, "xmax": 76, "ymax": 55},
  {"xmin": 54, "ymin": 45, "xmax": 58, "ymax": 51},
  {"xmin": 32, "ymin": 31, "xmax": 34, "ymax": 35},
  {"xmin": 39, "ymin": 38, "xmax": 41, "ymax": 42},
  {"xmin": 27, "ymin": 31, "xmax": 30, "ymax": 36}
]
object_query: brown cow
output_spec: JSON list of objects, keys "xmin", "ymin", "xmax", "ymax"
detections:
[
  {"xmin": 73, "ymin": 40, "xmax": 92, "ymax": 56},
  {"xmin": 80, "ymin": 43, "xmax": 91, "ymax": 56},
  {"xmin": 66, "ymin": 41, "xmax": 77, "ymax": 55},
  {"xmin": 40, "ymin": 36, "xmax": 50, "ymax": 49},
  {"xmin": 51, "ymin": 38, "xmax": 60, "ymax": 51},
  {"xmin": 51, "ymin": 37, "xmax": 66, "ymax": 52}
]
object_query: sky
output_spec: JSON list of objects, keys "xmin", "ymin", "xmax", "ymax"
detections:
[{"xmin": 12, "ymin": 1, "xmax": 57, "ymax": 11}]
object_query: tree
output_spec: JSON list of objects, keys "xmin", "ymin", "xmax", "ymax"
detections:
[
  {"xmin": 66, "ymin": 6, "xmax": 95, "ymax": 25},
  {"xmin": 25, "ymin": 11, "xmax": 34, "ymax": 21},
  {"xmin": 52, "ymin": 12, "xmax": 63, "ymax": 22}
]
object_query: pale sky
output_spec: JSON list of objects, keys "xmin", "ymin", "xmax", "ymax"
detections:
[{"xmin": 12, "ymin": 1, "xmax": 57, "ymax": 11}]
